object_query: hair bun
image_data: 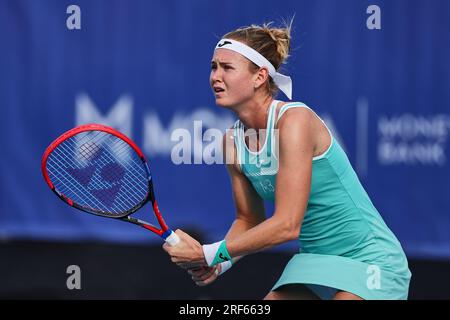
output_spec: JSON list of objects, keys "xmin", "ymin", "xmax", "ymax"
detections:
[{"xmin": 260, "ymin": 22, "xmax": 292, "ymax": 63}]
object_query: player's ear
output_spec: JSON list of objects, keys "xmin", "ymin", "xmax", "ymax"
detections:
[{"xmin": 253, "ymin": 67, "xmax": 269, "ymax": 90}]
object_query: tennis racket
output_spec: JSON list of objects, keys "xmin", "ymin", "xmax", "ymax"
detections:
[{"xmin": 41, "ymin": 123, "xmax": 179, "ymax": 246}]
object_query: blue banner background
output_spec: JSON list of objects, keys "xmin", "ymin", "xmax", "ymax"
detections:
[{"xmin": 1, "ymin": 0, "xmax": 449, "ymax": 258}]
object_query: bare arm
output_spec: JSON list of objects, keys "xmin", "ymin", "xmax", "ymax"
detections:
[
  {"xmin": 226, "ymin": 108, "xmax": 314, "ymax": 257},
  {"xmin": 222, "ymin": 128, "xmax": 267, "ymax": 262},
  {"xmin": 169, "ymin": 128, "xmax": 266, "ymax": 285},
  {"xmin": 163, "ymin": 109, "xmax": 314, "ymax": 265},
  {"xmin": 162, "ymin": 127, "xmax": 266, "ymax": 266}
]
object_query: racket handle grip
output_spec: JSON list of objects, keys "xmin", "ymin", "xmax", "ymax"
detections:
[{"xmin": 164, "ymin": 230, "xmax": 180, "ymax": 246}]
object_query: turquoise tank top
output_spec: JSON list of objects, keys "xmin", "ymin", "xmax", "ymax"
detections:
[{"xmin": 233, "ymin": 100, "xmax": 409, "ymax": 268}]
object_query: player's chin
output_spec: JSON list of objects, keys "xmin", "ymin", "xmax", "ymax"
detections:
[{"xmin": 214, "ymin": 95, "xmax": 231, "ymax": 108}]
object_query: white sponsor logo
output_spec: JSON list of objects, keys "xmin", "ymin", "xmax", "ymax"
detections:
[{"xmin": 378, "ymin": 114, "xmax": 450, "ymax": 165}]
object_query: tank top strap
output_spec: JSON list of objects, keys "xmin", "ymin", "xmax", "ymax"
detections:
[{"xmin": 264, "ymin": 100, "xmax": 279, "ymax": 155}]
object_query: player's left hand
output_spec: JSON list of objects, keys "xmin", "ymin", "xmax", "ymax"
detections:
[{"xmin": 162, "ymin": 229, "xmax": 207, "ymax": 268}]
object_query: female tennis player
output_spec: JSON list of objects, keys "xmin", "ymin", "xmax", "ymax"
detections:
[{"xmin": 163, "ymin": 21, "xmax": 411, "ymax": 300}]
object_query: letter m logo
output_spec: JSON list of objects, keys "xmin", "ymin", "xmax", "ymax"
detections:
[{"xmin": 75, "ymin": 93, "xmax": 133, "ymax": 138}]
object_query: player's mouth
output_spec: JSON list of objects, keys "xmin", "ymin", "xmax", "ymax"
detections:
[{"xmin": 213, "ymin": 86, "xmax": 225, "ymax": 95}]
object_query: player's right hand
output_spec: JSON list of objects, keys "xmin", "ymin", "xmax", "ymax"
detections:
[{"xmin": 187, "ymin": 265, "xmax": 220, "ymax": 286}]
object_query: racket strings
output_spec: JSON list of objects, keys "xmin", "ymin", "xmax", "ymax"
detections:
[
  {"xmin": 48, "ymin": 133, "xmax": 120, "ymax": 212},
  {"xmin": 70, "ymin": 132, "xmax": 148, "ymax": 207},
  {"xmin": 83, "ymin": 146, "xmax": 147, "ymax": 209},
  {"xmin": 51, "ymin": 136, "xmax": 145, "ymax": 215},
  {"xmin": 47, "ymin": 131, "xmax": 150, "ymax": 217},
  {"xmin": 48, "ymin": 152, "xmax": 140, "ymax": 215},
  {"xmin": 49, "ymin": 140, "xmax": 126, "ymax": 214}
]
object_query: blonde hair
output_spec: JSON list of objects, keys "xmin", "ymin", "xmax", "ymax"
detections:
[{"xmin": 222, "ymin": 19, "xmax": 293, "ymax": 96}]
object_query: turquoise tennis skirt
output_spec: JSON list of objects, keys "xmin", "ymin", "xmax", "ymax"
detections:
[{"xmin": 272, "ymin": 252, "xmax": 411, "ymax": 300}]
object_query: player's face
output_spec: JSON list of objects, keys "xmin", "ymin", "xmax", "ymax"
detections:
[{"xmin": 210, "ymin": 49, "xmax": 256, "ymax": 108}]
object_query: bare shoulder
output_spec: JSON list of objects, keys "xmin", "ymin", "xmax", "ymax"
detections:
[
  {"xmin": 273, "ymin": 102, "xmax": 316, "ymax": 157},
  {"xmin": 275, "ymin": 102, "xmax": 330, "ymax": 158}
]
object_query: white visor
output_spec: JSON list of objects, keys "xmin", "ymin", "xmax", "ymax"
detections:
[{"xmin": 215, "ymin": 38, "xmax": 292, "ymax": 100}]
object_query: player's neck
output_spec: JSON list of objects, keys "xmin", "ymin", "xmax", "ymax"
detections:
[{"xmin": 236, "ymin": 95, "xmax": 274, "ymax": 130}]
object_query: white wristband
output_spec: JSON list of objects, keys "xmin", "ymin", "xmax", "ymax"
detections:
[{"xmin": 202, "ymin": 241, "xmax": 223, "ymax": 266}]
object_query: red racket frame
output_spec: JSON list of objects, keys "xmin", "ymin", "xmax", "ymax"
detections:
[{"xmin": 41, "ymin": 123, "xmax": 170, "ymax": 236}]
